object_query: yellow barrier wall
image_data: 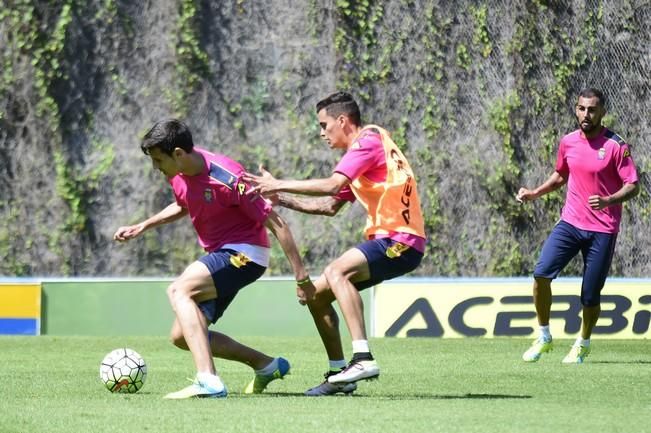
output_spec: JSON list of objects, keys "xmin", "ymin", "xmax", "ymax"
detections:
[
  {"xmin": 0, "ymin": 283, "xmax": 41, "ymax": 335},
  {"xmin": 373, "ymin": 278, "xmax": 651, "ymax": 338}
]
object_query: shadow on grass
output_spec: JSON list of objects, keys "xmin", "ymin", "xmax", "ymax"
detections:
[
  {"xmin": 368, "ymin": 393, "xmax": 532, "ymax": 400},
  {"xmin": 590, "ymin": 360, "xmax": 651, "ymax": 365},
  {"xmin": 239, "ymin": 392, "xmax": 532, "ymax": 400}
]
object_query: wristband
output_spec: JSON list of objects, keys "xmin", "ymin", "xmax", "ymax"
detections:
[{"xmin": 296, "ymin": 276, "xmax": 311, "ymax": 285}]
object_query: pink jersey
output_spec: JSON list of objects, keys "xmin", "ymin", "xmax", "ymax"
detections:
[
  {"xmin": 334, "ymin": 128, "xmax": 427, "ymax": 252},
  {"xmin": 556, "ymin": 127, "xmax": 638, "ymax": 233},
  {"xmin": 169, "ymin": 148, "xmax": 272, "ymax": 251}
]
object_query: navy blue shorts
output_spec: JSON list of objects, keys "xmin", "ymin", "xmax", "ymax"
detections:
[
  {"xmin": 197, "ymin": 249, "xmax": 266, "ymax": 323},
  {"xmin": 534, "ymin": 220, "xmax": 617, "ymax": 306},
  {"xmin": 353, "ymin": 238, "xmax": 424, "ymax": 291}
]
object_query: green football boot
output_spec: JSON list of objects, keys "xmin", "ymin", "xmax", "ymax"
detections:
[
  {"xmin": 562, "ymin": 344, "xmax": 591, "ymax": 364},
  {"xmin": 522, "ymin": 337, "xmax": 553, "ymax": 362}
]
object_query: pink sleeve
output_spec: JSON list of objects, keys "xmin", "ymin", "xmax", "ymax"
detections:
[
  {"xmin": 334, "ymin": 185, "xmax": 356, "ymax": 202},
  {"xmin": 616, "ymin": 144, "xmax": 639, "ymax": 184},
  {"xmin": 555, "ymin": 139, "xmax": 569, "ymax": 178},
  {"xmin": 334, "ymin": 132, "xmax": 383, "ymax": 181},
  {"xmin": 169, "ymin": 177, "xmax": 188, "ymax": 208}
]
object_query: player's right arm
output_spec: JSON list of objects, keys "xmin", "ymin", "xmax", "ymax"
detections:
[
  {"xmin": 243, "ymin": 167, "xmax": 349, "ymax": 197},
  {"xmin": 113, "ymin": 202, "xmax": 188, "ymax": 242},
  {"xmin": 276, "ymin": 194, "xmax": 347, "ymax": 216},
  {"xmin": 246, "ymin": 165, "xmax": 350, "ymax": 216},
  {"xmin": 263, "ymin": 209, "xmax": 316, "ymax": 305},
  {"xmin": 516, "ymin": 171, "xmax": 567, "ymax": 203}
]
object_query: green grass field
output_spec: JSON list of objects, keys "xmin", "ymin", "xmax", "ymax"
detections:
[{"xmin": 1, "ymin": 336, "xmax": 649, "ymax": 433}]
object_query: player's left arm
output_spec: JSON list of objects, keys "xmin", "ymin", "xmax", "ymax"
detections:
[
  {"xmin": 589, "ymin": 182, "xmax": 639, "ymax": 210},
  {"xmin": 264, "ymin": 209, "xmax": 315, "ymax": 303},
  {"xmin": 588, "ymin": 144, "xmax": 640, "ymax": 209},
  {"xmin": 243, "ymin": 169, "xmax": 349, "ymax": 197}
]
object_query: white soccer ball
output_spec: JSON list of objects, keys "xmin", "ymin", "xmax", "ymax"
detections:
[{"xmin": 99, "ymin": 348, "xmax": 147, "ymax": 393}]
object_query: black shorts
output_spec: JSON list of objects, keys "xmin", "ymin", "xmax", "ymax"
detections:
[
  {"xmin": 353, "ymin": 238, "xmax": 423, "ymax": 291},
  {"xmin": 197, "ymin": 249, "xmax": 266, "ymax": 323},
  {"xmin": 534, "ymin": 220, "xmax": 617, "ymax": 306}
]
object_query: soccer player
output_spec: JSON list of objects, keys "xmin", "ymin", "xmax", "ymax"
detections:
[
  {"xmin": 516, "ymin": 88, "xmax": 639, "ymax": 364},
  {"xmin": 243, "ymin": 92, "xmax": 427, "ymax": 395},
  {"xmin": 113, "ymin": 119, "xmax": 315, "ymax": 398}
]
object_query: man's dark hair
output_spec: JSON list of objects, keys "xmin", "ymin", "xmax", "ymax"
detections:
[
  {"xmin": 141, "ymin": 119, "xmax": 194, "ymax": 155},
  {"xmin": 578, "ymin": 88, "xmax": 606, "ymax": 108},
  {"xmin": 316, "ymin": 92, "xmax": 362, "ymax": 126}
]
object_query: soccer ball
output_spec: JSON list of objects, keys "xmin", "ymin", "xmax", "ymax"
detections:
[{"xmin": 99, "ymin": 348, "xmax": 147, "ymax": 393}]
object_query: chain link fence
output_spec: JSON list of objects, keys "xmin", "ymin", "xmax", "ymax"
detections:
[
  {"xmin": 0, "ymin": 0, "xmax": 649, "ymax": 277},
  {"xmin": 393, "ymin": 0, "xmax": 651, "ymax": 277}
]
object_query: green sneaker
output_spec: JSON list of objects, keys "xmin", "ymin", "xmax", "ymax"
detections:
[
  {"xmin": 562, "ymin": 344, "xmax": 591, "ymax": 364},
  {"xmin": 243, "ymin": 357, "xmax": 290, "ymax": 394},
  {"xmin": 163, "ymin": 378, "xmax": 227, "ymax": 399},
  {"xmin": 522, "ymin": 337, "xmax": 553, "ymax": 362}
]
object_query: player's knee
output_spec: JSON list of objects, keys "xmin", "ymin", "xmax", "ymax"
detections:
[
  {"xmin": 306, "ymin": 284, "xmax": 333, "ymax": 306},
  {"xmin": 306, "ymin": 293, "xmax": 332, "ymax": 312},
  {"xmin": 166, "ymin": 282, "xmax": 178, "ymax": 303},
  {"xmin": 533, "ymin": 276, "xmax": 552, "ymax": 288},
  {"xmin": 169, "ymin": 329, "xmax": 188, "ymax": 350},
  {"xmin": 167, "ymin": 280, "xmax": 191, "ymax": 304},
  {"xmin": 581, "ymin": 294, "xmax": 600, "ymax": 307},
  {"xmin": 323, "ymin": 264, "xmax": 345, "ymax": 288},
  {"xmin": 171, "ymin": 335, "xmax": 188, "ymax": 350}
]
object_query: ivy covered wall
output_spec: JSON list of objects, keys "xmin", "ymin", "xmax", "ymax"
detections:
[{"xmin": 0, "ymin": 0, "xmax": 649, "ymax": 277}]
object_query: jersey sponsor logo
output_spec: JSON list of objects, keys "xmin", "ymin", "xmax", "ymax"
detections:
[
  {"xmin": 237, "ymin": 182, "xmax": 246, "ymax": 196},
  {"xmin": 390, "ymin": 149, "xmax": 406, "ymax": 172},
  {"xmin": 389, "ymin": 149, "xmax": 413, "ymax": 225},
  {"xmin": 209, "ymin": 162, "xmax": 238, "ymax": 190},
  {"xmin": 400, "ymin": 178, "xmax": 414, "ymax": 224},
  {"xmin": 623, "ymin": 148, "xmax": 631, "ymax": 158}
]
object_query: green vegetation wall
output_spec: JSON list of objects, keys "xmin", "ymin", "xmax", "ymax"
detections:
[{"xmin": 0, "ymin": 0, "xmax": 649, "ymax": 277}]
